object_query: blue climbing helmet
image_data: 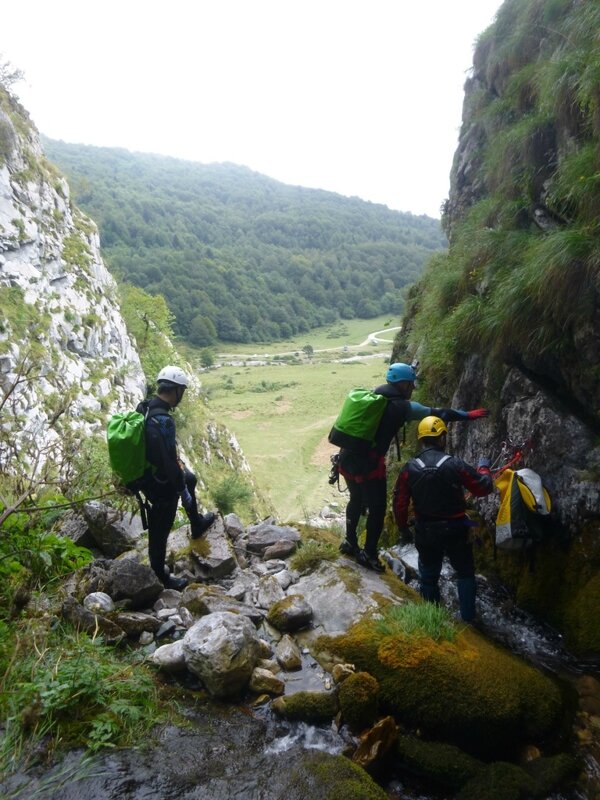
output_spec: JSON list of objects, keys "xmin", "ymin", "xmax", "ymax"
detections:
[{"xmin": 386, "ymin": 362, "xmax": 417, "ymax": 383}]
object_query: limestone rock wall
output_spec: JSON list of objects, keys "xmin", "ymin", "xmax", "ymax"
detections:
[{"xmin": 0, "ymin": 89, "xmax": 145, "ymax": 453}]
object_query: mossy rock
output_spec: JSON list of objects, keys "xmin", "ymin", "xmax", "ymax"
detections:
[
  {"xmin": 524, "ymin": 753, "xmax": 581, "ymax": 797},
  {"xmin": 456, "ymin": 762, "xmax": 536, "ymax": 800},
  {"xmin": 338, "ymin": 671, "xmax": 379, "ymax": 732},
  {"xmin": 319, "ymin": 617, "xmax": 564, "ymax": 757},
  {"xmin": 478, "ymin": 522, "xmax": 600, "ymax": 656},
  {"xmin": 271, "ymin": 690, "xmax": 338, "ymax": 723},
  {"xmin": 396, "ymin": 734, "xmax": 483, "ymax": 790},
  {"xmin": 289, "ymin": 750, "xmax": 388, "ymax": 800}
]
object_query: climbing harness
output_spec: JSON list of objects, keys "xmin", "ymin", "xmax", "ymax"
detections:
[{"xmin": 490, "ymin": 436, "xmax": 533, "ymax": 477}]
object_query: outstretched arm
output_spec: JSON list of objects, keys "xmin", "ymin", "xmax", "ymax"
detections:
[{"xmin": 407, "ymin": 402, "xmax": 488, "ymax": 423}]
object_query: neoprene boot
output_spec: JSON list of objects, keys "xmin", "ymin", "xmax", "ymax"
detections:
[
  {"xmin": 419, "ymin": 581, "xmax": 441, "ymax": 604},
  {"xmin": 457, "ymin": 577, "xmax": 476, "ymax": 622},
  {"xmin": 339, "ymin": 538, "xmax": 359, "ymax": 557},
  {"xmin": 190, "ymin": 512, "xmax": 217, "ymax": 540}
]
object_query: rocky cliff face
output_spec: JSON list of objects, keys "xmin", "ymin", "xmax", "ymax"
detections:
[
  {"xmin": 0, "ymin": 88, "xmax": 145, "ymax": 455},
  {"xmin": 0, "ymin": 85, "xmax": 261, "ymax": 519},
  {"xmin": 393, "ymin": 0, "xmax": 600, "ymax": 654}
]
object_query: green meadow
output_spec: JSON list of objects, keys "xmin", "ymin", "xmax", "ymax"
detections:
[{"xmin": 197, "ymin": 317, "xmax": 399, "ymax": 521}]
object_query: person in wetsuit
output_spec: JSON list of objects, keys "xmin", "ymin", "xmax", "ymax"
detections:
[
  {"xmin": 138, "ymin": 365, "xmax": 215, "ymax": 589},
  {"xmin": 393, "ymin": 415, "xmax": 493, "ymax": 621},
  {"xmin": 337, "ymin": 362, "xmax": 488, "ymax": 573}
]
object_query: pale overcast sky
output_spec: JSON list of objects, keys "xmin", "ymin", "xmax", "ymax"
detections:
[{"xmin": 2, "ymin": 0, "xmax": 503, "ymax": 218}]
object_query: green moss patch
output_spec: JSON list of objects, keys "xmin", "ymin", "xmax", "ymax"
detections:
[
  {"xmin": 456, "ymin": 762, "xmax": 536, "ymax": 800},
  {"xmin": 396, "ymin": 734, "xmax": 483, "ymax": 790},
  {"xmin": 271, "ymin": 690, "xmax": 338, "ymax": 723},
  {"xmin": 291, "ymin": 750, "xmax": 388, "ymax": 800},
  {"xmin": 338, "ymin": 671, "xmax": 379, "ymax": 732},
  {"xmin": 321, "ymin": 614, "xmax": 564, "ymax": 757}
]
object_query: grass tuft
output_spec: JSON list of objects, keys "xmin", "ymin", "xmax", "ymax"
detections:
[{"xmin": 374, "ymin": 601, "xmax": 457, "ymax": 643}]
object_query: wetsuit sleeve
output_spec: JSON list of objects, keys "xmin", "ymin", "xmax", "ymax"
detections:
[
  {"xmin": 407, "ymin": 402, "xmax": 476, "ymax": 422},
  {"xmin": 433, "ymin": 408, "xmax": 489, "ymax": 422},
  {"xmin": 406, "ymin": 401, "xmax": 433, "ymax": 420},
  {"xmin": 147, "ymin": 415, "xmax": 185, "ymax": 492},
  {"xmin": 452, "ymin": 459, "xmax": 494, "ymax": 497},
  {"xmin": 392, "ymin": 467, "xmax": 411, "ymax": 528}
]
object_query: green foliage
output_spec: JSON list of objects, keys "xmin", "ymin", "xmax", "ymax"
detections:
[
  {"xmin": 290, "ymin": 539, "xmax": 337, "ymax": 574},
  {"xmin": 407, "ymin": 0, "xmax": 600, "ymax": 402},
  {"xmin": 0, "ymin": 508, "xmax": 92, "ymax": 601},
  {"xmin": 0, "ymin": 114, "xmax": 14, "ymax": 162},
  {"xmin": 199, "ymin": 348, "xmax": 214, "ymax": 368},
  {"xmin": 0, "ymin": 286, "xmax": 50, "ymax": 354},
  {"xmin": 374, "ymin": 601, "xmax": 457, "ymax": 643},
  {"xmin": 0, "ymin": 624, "xmax": 163, "ymax": 768},
  {"xmin": 210, "ymin": 475, "xmax": 253, "ymax": 516},
  {"xmin": 42, "ymin": 139, "xmax": 446, "ymax": 344},
  {"xmin": 61, "ymin": 231, "xmax": 92, "ymax": 270},
  {"xmin": 117, "ymin": 282, "xmax": 180, "ymax": 383}
]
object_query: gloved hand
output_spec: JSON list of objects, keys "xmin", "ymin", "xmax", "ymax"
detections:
[
  {"xmin": 467, "ymin": 408, "xmax": 489, "ymax": 419},
  {"xmin": 180, "ymin": 488, "xmax": 193, "ymax": 511},
  {"xmin": 478, "ymin": 457, "xmax": 491, "ymax": 469}
]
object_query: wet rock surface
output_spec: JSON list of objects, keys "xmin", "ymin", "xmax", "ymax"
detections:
[{"xmin": 1, "ymin": 705, "xmax": 382, "ymax": 800}]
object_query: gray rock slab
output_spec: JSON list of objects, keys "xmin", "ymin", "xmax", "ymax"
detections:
[
  {"xmin": 83, "ymin": 501, "xmax": 144, "ymax": 558},
  {"xmin": 246, "ymin": 523, "xmax": 301, "ymax": 555},
  {"xmin": 291, "ymin": 560, "xmax": 408, "ymax": 641}
]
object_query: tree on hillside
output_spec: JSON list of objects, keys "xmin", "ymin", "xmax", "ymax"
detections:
[{"xmin": 0, "ymin": 56, "xmax": 24, "ymax": 90}]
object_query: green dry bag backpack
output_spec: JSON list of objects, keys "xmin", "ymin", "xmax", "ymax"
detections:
[
  {"xmin": 328, "ymin": 388, "xmax": 388, "ymax": 455},
  {"xmin": 107, "ymin": 410, "xmax": 150, "ymax": 487}
]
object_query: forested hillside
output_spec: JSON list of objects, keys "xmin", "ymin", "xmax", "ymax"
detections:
[{"xmin": 43, "ymin": 139, "xmax": 446, "ymax": 344}]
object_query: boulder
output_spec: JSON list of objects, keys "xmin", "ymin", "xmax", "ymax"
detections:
[
  {"xmin": 149, "ymin": 640, "xmax": 187, "ymax": 672},
  {"xmin": 182, "ymin": 611, "xmax": 262, "ymax": 698},
  {"xmin": 249, "ymin": 666, "xmax": 285, "ymax": 695},
  {"xmin": 263, "ymin": 540, "xmax": 297, "ymax": 560},
  {"xmin": 338, "ymin": 671, "xmax": 379, "ymax": 732},
  {"xmin": 100, "ymin": 560, "xmax": 163, "ymax": 609},
  {"xmin": 290, "ymin": 560, "xmax": 418, "ymax": 641},
  {"xmin": 83, "ymin": 591, "xmax": 114, "ymax": 614},
  {"xmin": 223, "ymin": 513, "xmax": 245, "ymax": 539},
  {"xmin": 83, "ymin": 501, "xmax": 143, "ymax": 557},
  {"xmin": 61, "ymin": 596, "xmax": 124, "ymax": 644},
  {"xmin": 323, "ymin": 615, "xmax": 565, "ymax": 758},
  {"xmin": 271, "ymin": 690, "xmax": 338, "ymax": 723},
  {"xmin": 267, "ymin": 594, "xmax": 313, "ymax": 632},
  {"xmin": 394, "ymin": 734, "xmax": 483, "ymax": 791},
  {"xmin": 185, "ymin": 516, "xmax": 237, "ymax": 579},
  {"xmin": 275, "ymin": 634, "xmax": 302, "ymax": 671},
  {"xmin": 246, "ymin": 521, "xmax": 301, "ymax": 555},
  {"xmin": 57, "ymin": 510, "xmax": 97, "ymax": 549},
  {"xmin": 180, "ymin": 584, "xmax": 263, "ymax": 625},
  {"xmin": 256, "ymin": 574, "xmax": 285, "ymax": 609},
  {"xmin": 114, "ymin": 611, "xmax": 162, "ymax": 636}
]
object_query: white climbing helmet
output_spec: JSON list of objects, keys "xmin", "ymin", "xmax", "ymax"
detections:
[{"xmin": 156, "ymin": 365, "xmax": 189, "ymax": 387}]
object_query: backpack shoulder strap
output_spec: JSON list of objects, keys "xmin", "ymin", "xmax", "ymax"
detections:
[{"xmin": 414, "ymin": 453, "xmax": 451, "ymax": 470}]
